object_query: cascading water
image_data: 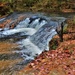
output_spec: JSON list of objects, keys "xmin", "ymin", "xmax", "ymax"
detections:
[
  {"xmin": 0, "ymin": 15, "xmax": 47, "ymax": 38},
  {"xmin": 15, "ymin": 22, "xmax": 58, "ymax": 61},
  {"xmin": 0, "ymin": 13, "xmax": 67, "ymax": 64},
  {"xmin": 15, "ymin": 19, "xmax": 67, "ymax": 61},
  {"xmin": 15, "ymin": 16, "xmax": 47, "ymax": 30}
]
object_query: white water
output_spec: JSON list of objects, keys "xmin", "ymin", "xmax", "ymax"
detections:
[
  {"xmin": 0, "ymin": 14, "xmax": 67, "ymax": 62},
  {"xmin": 15, "ymin": 38, "xmax": 42, "ymax": 60},
  {"xmin": 15, "ymin": 28, "xmax": 57, "ymax": 60},
  {"xmin": 14, "ymin": 21, "xmax": 58, "ymax": 61},
  {"xmin": 0, "ymin": 18, "xmax": 5, "ymax": 22},
  {"xmin": 16, "ymin": 17, "xmax": 47, "ymax": 30},
  {"xmin": 16, "ymin": 18, "xmax": 30, "ymax": 28},
  {"xmin": 2, "ymin": 28, "xmax": 36, "ymax": 36},
  {"xmin": 30, "ymin": 21, "xmax": 58, "ymax": 51},
  {"xmin": 0, "ymin": 16, "xmax": 47, "ymax": 38}
]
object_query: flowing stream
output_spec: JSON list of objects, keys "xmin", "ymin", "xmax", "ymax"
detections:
[{"xmin": 0, "ymin": 12, "xmax": 68, "ymax": 74}]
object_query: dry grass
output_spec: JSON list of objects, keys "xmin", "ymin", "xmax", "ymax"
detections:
[
  {"xmin": 0, "ymin": 41, "xmax": 18, "ymax": 54},
  {"xmin": 0, "ymin": 59, "xmax": 22, "ymax": 71},
  {"xmin": 0, "ymin": 41, "xmax": 23, "ymax": 75}
]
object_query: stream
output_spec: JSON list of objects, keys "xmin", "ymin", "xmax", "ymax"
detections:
[{"xmin": 0, "ymin": 12, "xmax": 74, "ymax": 75}]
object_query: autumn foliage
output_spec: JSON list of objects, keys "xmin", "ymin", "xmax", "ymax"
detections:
[
  {"xmin": 0, "ymin": 15, "xmax": 27, "ymax": 30},
  {"xmin": 18, "ymin": 40, "xmax": 75, "ymax": 75}
]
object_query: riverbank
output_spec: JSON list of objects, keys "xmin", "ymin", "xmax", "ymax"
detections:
[
  {"xmin": 10, "ymin": 16, "xmax": 75, "ymax": 75},
  {"xmin": 17, "ymin": 19, "xmax": 75, "ymax": 75},
  {"xmin": 0, "ymin": 40, "xmax": 25, "ymax": 75}
]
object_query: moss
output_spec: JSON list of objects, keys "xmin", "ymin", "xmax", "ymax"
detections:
[
  {"xmin": 63, "ymin": 24, "xmax": 68, "ymax": 33},
  {"xmin": 49, "ymin": 38, "xmax": 59, "ymax": 50}
]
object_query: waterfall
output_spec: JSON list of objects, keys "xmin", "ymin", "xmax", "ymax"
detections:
[
  {"xmin": 1, "ymin": 28, "xmax": 36, "ymax": 36},
  {"xmin": 0, "ymin": 16, "xmax": 47, "ymax": 38},
  {"xmin": 15, "ymin": 21, "xmax": 60, "ymax": 61},
  {"xmin": 30, "ymin": 21, "xmax": 58, "ymax": 51},
  {"xmin": 14, "ymin": 19, "xmax": 67, "ymax": 61},
  {"xmin": 0, "ymin": 13, "xmax": 67, "ymax": 63},
  {"xmin": 16, "ymin": 16, "xmax": 47, "ymax": 30}
]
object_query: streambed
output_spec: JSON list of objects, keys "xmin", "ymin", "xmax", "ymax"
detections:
[{"xmin": 0, "ymin": 12, "xmax": 74, "ymax": 75}]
